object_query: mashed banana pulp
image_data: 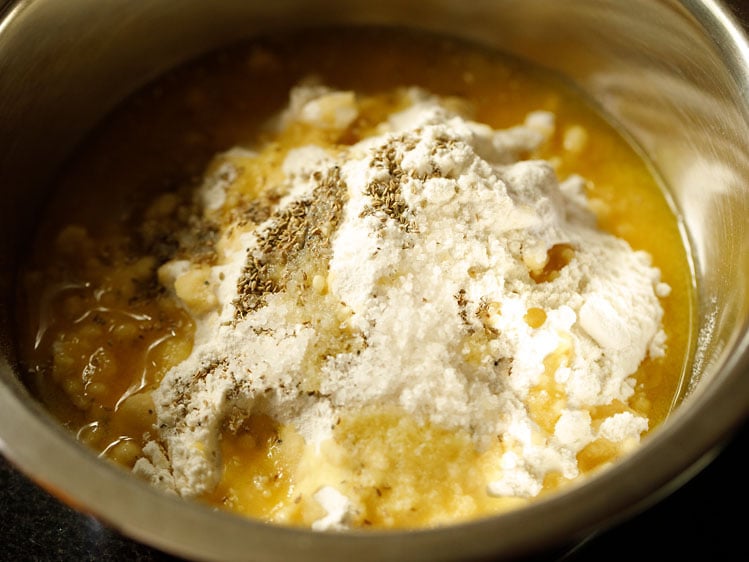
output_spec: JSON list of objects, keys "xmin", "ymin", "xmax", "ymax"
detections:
[{"xmin": 17, "ymin": 28, "xmax": 694, "ymax": 530}]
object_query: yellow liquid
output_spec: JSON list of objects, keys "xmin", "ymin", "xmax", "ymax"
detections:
[{"xmin": 16, "ymin": 27, "xmax": 694, "ymax": 529}]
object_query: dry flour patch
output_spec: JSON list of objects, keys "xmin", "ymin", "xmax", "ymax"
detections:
[{"xmin": 134, "ymin": 86, "xmax": 669, "ymax": 528}]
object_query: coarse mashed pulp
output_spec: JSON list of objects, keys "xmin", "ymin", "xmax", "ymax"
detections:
[{"xmin": 17, "ymin": 28, "xmax": 694, "ymax": 530}]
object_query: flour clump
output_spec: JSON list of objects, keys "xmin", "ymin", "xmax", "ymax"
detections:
[{"xmin": 133, "ymin": 84, "xmax": 669, "ymax": 525}]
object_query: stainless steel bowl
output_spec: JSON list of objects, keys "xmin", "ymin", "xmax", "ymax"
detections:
[{"xmin": 1, "ymin": 1, "xmax": 748, "ymax": 560}]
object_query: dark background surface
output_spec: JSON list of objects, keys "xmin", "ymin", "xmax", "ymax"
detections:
[{"xmin": 2, "ymin": 1, "xmax": 749, "ymax": 561}]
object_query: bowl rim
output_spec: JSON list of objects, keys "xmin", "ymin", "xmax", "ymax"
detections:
[{"xmin": 1, "ymin": 0, "xmax": 749, "ymax": 560}]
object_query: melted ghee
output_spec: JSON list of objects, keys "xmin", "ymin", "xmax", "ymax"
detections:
[{"xmin": 16, "ymin": 27, "xmax": 694, "ymax": 529}]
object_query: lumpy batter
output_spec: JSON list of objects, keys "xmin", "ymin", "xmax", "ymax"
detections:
[{"xmin": 16, "ymin": 28, "xmax": 694, "ymax": 530}]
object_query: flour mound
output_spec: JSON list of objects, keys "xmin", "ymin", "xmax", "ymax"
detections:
[{"xmin": 134, "ymin": 86, "xmax": 668, "ymax": 507}]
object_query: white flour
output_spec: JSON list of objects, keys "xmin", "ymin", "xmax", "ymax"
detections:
[{"xmin": 134, "ymin": 86, "xmax": 669, "ymax": 526}]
